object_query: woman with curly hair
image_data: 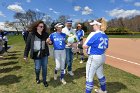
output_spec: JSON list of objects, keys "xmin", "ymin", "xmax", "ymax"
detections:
[{"xmin": 24, "ymin": 20, "xmax": 49, "ymax": 87}]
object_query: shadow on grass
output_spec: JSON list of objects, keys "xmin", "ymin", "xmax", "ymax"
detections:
[
  {"xmin": 0, "ymin": 66, "xmax": 21, "ymax": 73},
  {"xmin": 0, "ymin": 75, "xmax": 22, "ymax": 85},
  {"xmin": 73, "ymin": 66, "xmax": 86, "ymax": 79},
  {"xmin": 94, "ymin": 80, "xmax": 127, "ymax": 93},
  {"xmin": 0, "ymin": 61, "xmax": 18, "ymax": 66},
  {"xmin": 4, "ymin": 56, "xmax": 18, "ymax": 60},
  {"xmin": 48, "ymin": 77, "xmax": 62, "ymax": 88},
  {"xmin": 107, "ymin": 82, "xmax": 127, "ymax": 93},
  {"xmin": 7, "ymin": 51, "xmax": 21, "ymax": 54}
]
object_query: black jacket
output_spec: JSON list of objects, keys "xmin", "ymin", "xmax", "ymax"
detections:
[{"xmin": 24, "ymin": 32, "xmax": 49, "ymax": 59}]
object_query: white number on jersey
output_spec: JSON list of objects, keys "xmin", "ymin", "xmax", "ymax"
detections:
[
  {"xmin": 59, "ymin": 41, "xmax": 62, "ymax": 46},
  {"xmin": 98, "ymin": 37, "xmax": 108, "ymax": 49}
]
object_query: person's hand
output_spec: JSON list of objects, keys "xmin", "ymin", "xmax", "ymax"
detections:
[
  {"xmin": 67, "ymin": 43, "xmax": 72, "ymax": 47},
  {"xmin": 46, "ymin": 38, "xmax": 52, "ymax": 44},
  {"xmin": 23, "ymin": 57, "xmax": 28, "ymax": 62}
]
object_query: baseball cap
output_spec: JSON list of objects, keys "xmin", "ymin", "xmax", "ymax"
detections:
[
  {"xmin": 66, "ymin": 19, "xmax": 72, "ymax": 24},
  {"xmin": 55, "ymin": 23, "xmax": 63, "ymax": 28},
  {"xmin": 89, "ymin": 20, "xmax": 102, "ymax": 26}
]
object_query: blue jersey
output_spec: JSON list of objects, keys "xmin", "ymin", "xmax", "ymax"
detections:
[
  {"xmin": 76, "ymin": 30, "xmax": 84, "ymax": 41},
  {"xmin": 84, "ymin": 31, "xmax": 109, "ymax": 55},
  {"xmin": 49, "ymin": 32, "xmax": 66, "ymax": 50}
]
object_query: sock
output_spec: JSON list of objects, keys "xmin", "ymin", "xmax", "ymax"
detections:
[
  {"xmin": 55, "ymin": 69, "xmax": 57, "ymax": 74},
  {"xmin": 60, "ymin": 69, "xmax": 64, "ymax": 80},
  {"xmin": 99, "ymin": 76, "xmax": 106, "ymax": 91},
  {"xmin": 85, "ymin": 81, "xmax": 94, "ymax": 93},
  {"xmin": 81, "ymin": 54, "xmax": 84, "ymax": 60}
]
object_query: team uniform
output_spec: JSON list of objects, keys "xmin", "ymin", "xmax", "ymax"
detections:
[
  {"xmin": 76, "ymin": 29, "xmax": 84, "ymax": 62},
  {"xmin": 49, "ymin": 32, "xmax": 66, "ymax": 82},
  {"xmin": 84, "ymin": 30, "xmax": 109, "ymax": 93}
]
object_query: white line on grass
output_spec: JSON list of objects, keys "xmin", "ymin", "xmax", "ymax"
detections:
[{"xmin": 106, "ymin": 54, "xmax": 140, "ymax": 66}]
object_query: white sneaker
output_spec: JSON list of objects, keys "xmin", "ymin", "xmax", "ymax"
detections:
[
  {"xmin": 68, "ymin": 71, "xmax": 74, "ymax": 76},
  {"xmin": 95, "ymin": 89, "xmax": 107, "ymax": 93},
  {"xmin": 64, "ymin": 69, "xmax": 66, "ymax": 74},
  {"xmin": 80, "ymin": 60, "xmax": 83, "ymax": 63},
  {"xmin": 60, "ymin": 78, "xmax": 66, "ymax": 85},
  {"xmin": 54, "ymin": 74, "xmax": 57, "ymax": 80}
]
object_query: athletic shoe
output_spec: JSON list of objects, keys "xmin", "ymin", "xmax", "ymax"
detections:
[
  {"xmin": 95, "ymin": 89, "xmax": 107, "ymax": 93},
  {"xmin": 43, "ymin": 81, "xmax": 49, "ymax": 87},
  {"xmin": 60, "ymin": 78, "xmax": 66, "ymax": 85},
  {"xmin": 36, "ymin": 79, "xmax": 40, "ymax": 84},
  {"xmin": 54, "ymin": 74, "xmax": 57, "ymax": 80},
  {"xmin": 80, "ymin": 60, "xmax": 83, "ymax": 63},
  {"xmin": 64, "ymin": 69, "xmax": 66, "ymax": 74},
  {"xmin": 68, "ymin": 71, "xmax": 74, "ymax": 76}
]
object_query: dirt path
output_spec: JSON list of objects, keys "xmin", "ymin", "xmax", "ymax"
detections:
[{"xmin": 106, "ymin": 38, "xmax": 140, "ymax": 77}]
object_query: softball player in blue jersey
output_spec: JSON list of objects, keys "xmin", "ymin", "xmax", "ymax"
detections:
[
  {"xmin": 47, "ymin": 23, "xmax": 67, "ymax": 85},
  {"xmin": 76, "ymin": 23, "xmax": 84, "ymax": 63},
  {"xmin": 83, "ymin": 20, "xmax": 109, "ymax": 93}
]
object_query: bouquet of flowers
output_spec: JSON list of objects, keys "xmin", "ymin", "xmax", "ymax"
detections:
[
  {"xmin": 67, "ymin": 33, "xmax": 77, "ymax": 43},
  {"xmin": 66, "ymin": 33, "xmax": 79, "ymax": 53}
]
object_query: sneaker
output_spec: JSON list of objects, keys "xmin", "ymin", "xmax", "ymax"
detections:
[
  {"xmin": 68, "ymin": 71, "xmax": 74, "ymax": 76},
  {"xmin": 80, "ymin": 60, "xmax": 83, "ymax": 63},
  {"xmin": 60, "ymin": 78, "xmax": 66, "ymax": 85},
  {"xmin": 95, "ymin": 89, "xmax": 107, "ymax": 93},
  {"xmin": 43, "ymin": 81, "xmax": 49, "ymax": 87},
  {"xmin": 54, "ymin": 74, "xmax": 57, "ymax": 80},
  {"xmin": 36, "ymin": 79, "xmax": 40, "ymax": 84},
  {"xmin": 64, "ymin": 69, "xmax": 66, "ymax": 74}
]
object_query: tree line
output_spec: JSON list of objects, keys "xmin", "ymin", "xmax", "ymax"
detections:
[{"xmin": 4, "ymin": 9, "xmax": 140, "ymax": 35}]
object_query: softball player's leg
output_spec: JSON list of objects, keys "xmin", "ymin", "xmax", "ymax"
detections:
[
  {"xmin": 60, "ymin": 49, "xmax": 66, "ymax": 84},
  {"xmin": 86, "ymin": 55, "xmax": 104, "ymax": 93},
  {"xmin": 54, "ymin": 50, "xmax": 61, "ymax": 80},
  {"xmin": 95, "ymin": 54, "xmax": 107, "ymax": 92}
]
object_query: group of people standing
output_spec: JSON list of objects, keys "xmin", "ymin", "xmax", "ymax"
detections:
[{"xmin": 23, "ymin": 19, "xmax": 109, "ymax": 93}]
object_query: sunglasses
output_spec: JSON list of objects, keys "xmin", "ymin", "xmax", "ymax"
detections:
[{"xmin": 38, "ymin": 26, "xmax": 44, "ymax": 28}]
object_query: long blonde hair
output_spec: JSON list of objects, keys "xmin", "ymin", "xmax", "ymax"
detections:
[{"xmin": 97, "ymin": 18, "xmax": 107, "ymax": 31}]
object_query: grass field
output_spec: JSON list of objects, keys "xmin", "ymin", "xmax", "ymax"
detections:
[{"xmin": 0, "ymin": 35, "xmax": 140, "ymax": 93}]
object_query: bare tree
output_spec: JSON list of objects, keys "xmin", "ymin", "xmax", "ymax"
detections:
[
  {"xmin": 14, "ymin": 9, "xmax": 47, "ymax": 31},
  {"xmin": 57, "ymin": 15, "xmax": 70, "ymax": 24}
]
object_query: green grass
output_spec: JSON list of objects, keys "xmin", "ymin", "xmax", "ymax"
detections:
[{"xmin": 0, "ymin": 35, "xmax": 140, "ymax": 93}]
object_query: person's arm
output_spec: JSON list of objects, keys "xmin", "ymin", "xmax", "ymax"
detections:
[
  {"xmin": 46, "ymin": 34, "xmax": 53, "ymax": 45},
  {"xmin": 24, "ymin": 33, "xmax": 31, "ymax": 58},
  {"xmin": 83, "ymin": 32, "xmax": 96, "ymax": 49}
]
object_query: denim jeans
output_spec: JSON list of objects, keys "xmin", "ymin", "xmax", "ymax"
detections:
[
  {"xmin": 65, "ymin": 48, "xmax": 73, "ymax": 71},
  {"xmin": 34, "ymin": 55, "xmax": 48, "ymax": 82}
]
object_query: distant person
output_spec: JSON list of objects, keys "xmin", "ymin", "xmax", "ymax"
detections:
[
  {"xmin": 76, "ymin": 23, "xmax": 84, "ymax": 63},
  {"xmin": 47, "ymin": 23, "xmax": 67, "ymax": 85},
  {"xmin": 3, "ymin": 35, "xmax": 8, "ymax": 52},
  {"xmin": 62, "ymin": 19, "xmax": 75, "ymax": 76},
  {"xmin": 83, "ymin": 20, "xmax": 109, "ymax": 93},
  {"xmin": 24, "ymin": 20, "xmax": 50, "ymax": 87},
  {"xmin": 22, "ymin": 30, "xmax": 29, "ymax": 43}
]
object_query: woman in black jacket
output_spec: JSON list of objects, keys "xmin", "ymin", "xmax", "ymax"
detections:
[{"xmin": 24, "ymin": 20, "xmax": 49, "ymax": 87}]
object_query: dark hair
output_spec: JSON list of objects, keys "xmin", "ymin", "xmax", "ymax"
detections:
[
  {"xmin": 76, "ymin": 23, "xmax": 83, "ymax": 31},
  {"xmin": 28, "ymin": 20, "xmax": 47, "ymax": 33}
]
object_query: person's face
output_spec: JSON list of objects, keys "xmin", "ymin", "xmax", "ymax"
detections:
[
  {"xmin": 77, "ymin": 24, "xmax": 82, "ymax": 30},
  {"xmin": 56, "ymin": 27, "xmax": 62, "ymax": 32},
  {"xmin": 66, "ymin": 23, "xmax": 72, "ymax": 28},
  {"xmin": 37, "ymin": 23, "xmax": 44, "ymax": 32},
  {"xmin": 92, "ymin": 24, "xmax": 99, "ymax": 31}
]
